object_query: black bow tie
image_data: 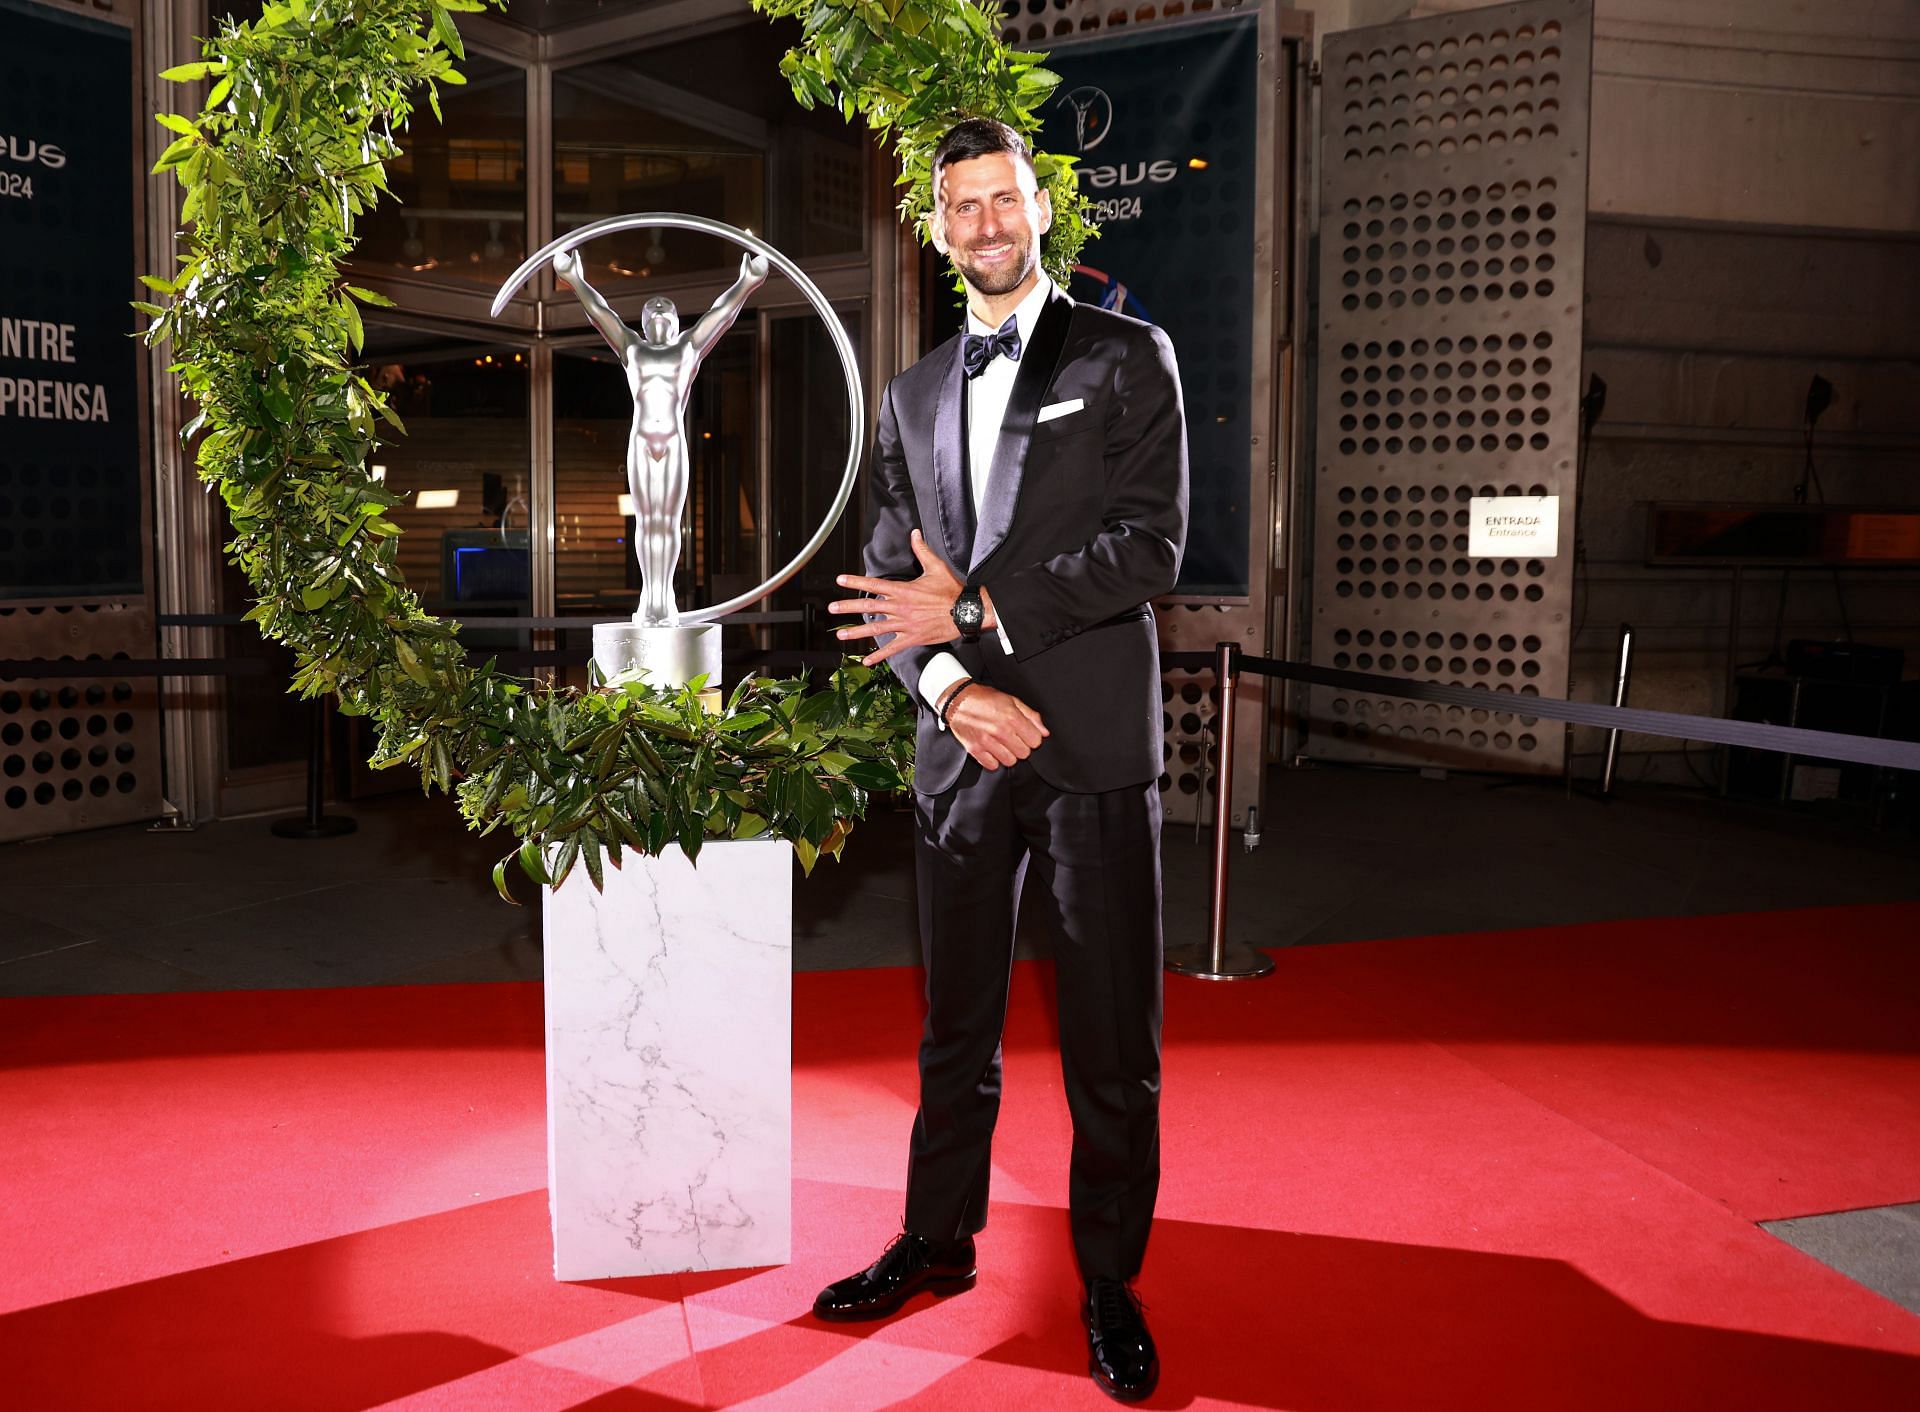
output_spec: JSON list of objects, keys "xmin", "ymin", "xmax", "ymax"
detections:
[{"xmin": 962, "ymin": 316, "xmax": 1021, "ymax": 379}]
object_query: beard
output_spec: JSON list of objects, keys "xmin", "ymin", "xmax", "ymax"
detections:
[{"xmin": 953, "ymin": 232, "xmax": 1037, "ymax": 297}]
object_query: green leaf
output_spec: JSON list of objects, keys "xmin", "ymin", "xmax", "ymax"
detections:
[
  {"xmin": 343, "ymin": 285, "xmax": 395, "ymax": 307},
  {"xmin": 152, "ymin": 134, "xmax": 198, "ymax": 172},
  {"xmin": 492, "ymin": 853, "xmax": 521, "ymax": 905},
  {"xmin": 339, "ymin": 294, "xmax": 363, "ymax": 352},
  {"xmin": 843, "ymin": 759, "xmax": 900, "ymax": 790},
  {"xmin": 158, "ymin": 61, "xmax": 221, "ymax": 83},
  {"xmin": 582, "ymin": 827, "xmax": 604, "ymax": 890},
  {"xmin": 429, "ymin": 3, "xmax": 466, "ymax": 61},
  {"xmin": 518, "ymin": 838, "xmax": 550, "ymax": 885},
  {"xmin": 550, "ymin": 834, "xmax": 581, "ymax": 888},
  {"xmin": 155, "ymin": 113, "xmax": 198, "ymax": 138},
  {"xmin": 609, "ymin": 808, "xmax": 647, "ymax": 851},
  {"xmin": 394, "ymin": 637, "xmax": 432, "ymax": 685}
]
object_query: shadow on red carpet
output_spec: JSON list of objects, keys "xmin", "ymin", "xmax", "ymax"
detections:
[{"xmin": 5, "ymin": 1182, "xmax": 1919, "ymax": 1411}]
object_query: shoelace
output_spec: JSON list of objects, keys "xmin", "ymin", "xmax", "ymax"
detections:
[
  {"xmin": 1092, "ymin": 1278, "xmax": 1148, "ymax": 1334},
  {"xmin": 870, "ymin": 1231, "xmax": 925, "ymax": 1279}
]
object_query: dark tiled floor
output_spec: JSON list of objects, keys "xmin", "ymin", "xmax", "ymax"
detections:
[
  {"xmin": 3, "ymin": 765, "xmax": 1914, "ymax": 997},
  {"xmin": 1764, "ymin": 1204, "xmax": 1920, "ymax": 1317}
]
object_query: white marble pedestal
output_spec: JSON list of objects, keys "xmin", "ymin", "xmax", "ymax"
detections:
[{"xmin": 543, "ymin": 838, "xmax": 792, "ymax": 1281}]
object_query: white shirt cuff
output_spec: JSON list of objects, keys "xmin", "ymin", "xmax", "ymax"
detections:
[{"xmin": 918, "ymin": 652, "xmax": 971, "ymax": 726}]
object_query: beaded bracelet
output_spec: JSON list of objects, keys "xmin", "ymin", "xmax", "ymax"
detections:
[{"xmin": 937, "ymin": 679, "xmax": 976, "ymax": 732}]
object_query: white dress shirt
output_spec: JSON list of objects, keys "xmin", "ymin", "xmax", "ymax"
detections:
[{"xmin": 918, "ymin": 273, "xmax": 1053, "ymax": 716}]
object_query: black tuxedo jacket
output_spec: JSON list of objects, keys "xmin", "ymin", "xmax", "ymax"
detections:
[{"xmin": 864, "ymin": 285, "xmax": 1189, "ymax": 796}]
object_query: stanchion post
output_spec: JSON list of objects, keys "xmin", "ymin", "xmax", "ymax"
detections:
[
  {"xmin": 1165, "ymin": 641, "xmax": 1275, "ymax": 981},
  {"xmin": 271, "ymin": 696, "xmax": 356, "ymax": 839},
  {"xmin": 1600, "ymin": 623, "xmax": 1634, "ymax": 798}
]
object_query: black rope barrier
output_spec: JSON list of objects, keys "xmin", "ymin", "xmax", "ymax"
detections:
[
  {"xmin": 1160, "ymin": 649, "xmax": 1920, "ymax": 774},
  {"xmin": 0, "ymin": 657, "xmax": 272, "ymax": 679},
  {"xmin": 5, "ymin": 644, "xmax": 1914, "ymax": 773},
  {"xmin": 0, "ymin": 647, "xmax": 849, "ymax": 679},
  {"xmin": 154, "ymin": 611, "xmax": 808, "ymax": 629}
]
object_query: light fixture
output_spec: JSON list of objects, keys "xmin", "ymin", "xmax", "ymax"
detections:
[
  {"xmin": 370, "ymin": 463, "xmax": 388, "ymax": 483},
  {"xmin": 1187, "ymin": 157, "xmax": 1209, "ymax": 170},
  {"xmin": 617, "ymin": 494, "xmax": 636, "ymax": 517},
  {"xmin": 416, "ymin": 489, "xmax": 460, "ymax": 509}
]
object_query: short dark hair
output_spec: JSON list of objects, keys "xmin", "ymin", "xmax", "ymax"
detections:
[{"xmin": 931, "ymin": 117, "xmax": 1036, "ymax": 195}]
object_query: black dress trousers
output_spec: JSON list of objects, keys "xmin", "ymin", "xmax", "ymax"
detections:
[{"xmin": 902, "ymin": 756, "xmax": 1164, "ymax": 1281}]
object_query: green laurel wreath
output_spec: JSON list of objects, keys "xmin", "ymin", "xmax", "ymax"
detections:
[{"xmin": 139, "ymin": 0, "xmax": 1086, "ymax": 900}]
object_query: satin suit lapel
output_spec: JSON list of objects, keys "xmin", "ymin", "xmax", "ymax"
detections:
[
  {"xmin": 930, "ymin": 339, "xmax": 971, "ymax": 568},
  {"xmin": 969, "ymin": 287, "xmax": 1074, "ymax": 576}
]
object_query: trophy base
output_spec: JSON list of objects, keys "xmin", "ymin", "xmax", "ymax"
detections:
[{"xmin": 592, "ymin": 621, "xmax": 722, "ymax": 693}]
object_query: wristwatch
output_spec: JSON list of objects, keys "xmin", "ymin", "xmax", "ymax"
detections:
[{"xmin": 950, "ymin": 586, "xmax": 985, "ymax": 643}]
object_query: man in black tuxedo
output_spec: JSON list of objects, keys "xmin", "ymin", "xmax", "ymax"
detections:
[{"xmin": 818, "ymin": 117, "xmax": 1188, "ymax": 1403}]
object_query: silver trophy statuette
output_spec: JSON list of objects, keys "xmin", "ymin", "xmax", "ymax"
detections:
[
  {"xmin": 554, "ymin": 247, "xmax": 768, "ymax": 626},
  {"xmin": 491, "ymin": 214, "xmax": 864, "ymax": 693}
]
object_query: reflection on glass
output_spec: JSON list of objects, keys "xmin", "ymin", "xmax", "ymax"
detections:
[
  {"xmin": 766, "ymin": 310, "xmax": 862, "ymax": 649},
  {"xmin": 554, "ymin": 328, "xmax": 757, "ymax": 629},
  {"xmin": 353, "ymin": 54, "xmax": 528, "ymax": 291},
  {"xmin": 221, "ymin": 337, "xmax": 532, "ymax": 773},
  {"xmin": 551, "ymin": 21, "xmax": 864, "ymax": 289},
  {"xmin": 220, "ymin": 552, "xmax": 304, "ymax": 771},
  {"xmin": 363, "ymin": 338, "xmax": 533, "ymax": 628}
]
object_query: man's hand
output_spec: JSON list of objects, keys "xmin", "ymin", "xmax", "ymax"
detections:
[
  {"xmin": 830, "ymin": 529, "xmax": 965, "ymax": 668},
  {"xmin": 946, "ymin": 684, "xmax": 1048, "ymax": 771},
  {"xmin": 554, "ymin": 248, "xmax": 581, "ymax": 285}
]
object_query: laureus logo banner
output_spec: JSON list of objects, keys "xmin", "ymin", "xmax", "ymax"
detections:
[
  {"xmin": 1040, "ymin": 15, "xmax": 1261, "ymax": 596},
  {"xmin": 0, "ymin": 136, "xmax": 68, "ymax": 170},
  {"xmin": 1060, "ymin": 86, "xmax": 1113, "ymax": 154}
]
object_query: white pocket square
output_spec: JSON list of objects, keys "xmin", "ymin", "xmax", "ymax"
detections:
[{"xmin": 1037, "ymin": 398, "xmax": 1085, "ymax": 424}]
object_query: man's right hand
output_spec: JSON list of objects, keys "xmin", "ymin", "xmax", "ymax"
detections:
[{"xmin": 945, "ymin": 684, "xmax": 1048, "ymax": 770}]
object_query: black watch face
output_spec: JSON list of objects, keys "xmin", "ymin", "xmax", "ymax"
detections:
[{"xmin": 953, "ymin": 592, "xmax": 983, "ymax": 636}]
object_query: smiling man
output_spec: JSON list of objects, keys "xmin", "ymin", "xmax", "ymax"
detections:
[{"xmin": 819, "ymin": 116, "xmax": 1189, "ymax": 1403}]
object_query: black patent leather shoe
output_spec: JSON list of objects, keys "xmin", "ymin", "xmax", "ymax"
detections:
[
  {"xmin": 812, "ymin": 1232, "xmax": 977, "ymax": 1321},
  {"xmin": 1084, "ymin": 1277, "xmax": 1159, "ymax": 1403}
]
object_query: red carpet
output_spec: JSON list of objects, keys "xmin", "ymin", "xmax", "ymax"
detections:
[{"xmin": 3, "ymin": 902, "xmax": 1918, "ymax": 1409}]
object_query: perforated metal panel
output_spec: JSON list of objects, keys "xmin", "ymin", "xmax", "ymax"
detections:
[
  {"xmin": 998, "ymin": 0, "xmax": 1245, "ymax": 45},
  {"xmin": 0, "ymin": 603, "xmax": 164, "ymax": 841},
  {"xmin": 1308, "ymin": 0, "xmax": 1591, "ymax": 772}
]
